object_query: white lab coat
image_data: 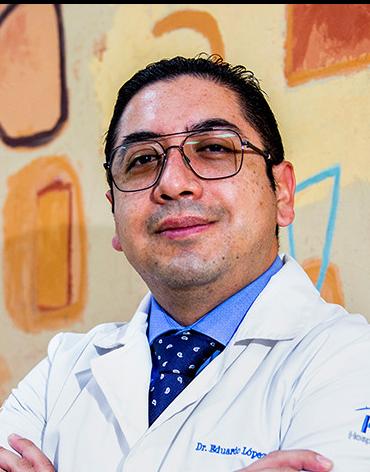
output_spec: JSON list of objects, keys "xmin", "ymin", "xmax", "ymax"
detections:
[{"xmin": 1, "ymin": 255, "xmax": 370, "ymax": 471}]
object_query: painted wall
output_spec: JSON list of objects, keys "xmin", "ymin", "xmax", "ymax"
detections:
[{"xmin": 0, "ymin": 4, "xmax": 369, "ymax": 401}]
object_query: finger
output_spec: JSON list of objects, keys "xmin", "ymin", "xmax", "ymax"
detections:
[
  {"xmin": 241, "ymin": 469, "xmax": 304, "ymax": 472},
  {"xmin": 7, "ymin": 435, "xmax": 54, "ymax": 471},
  {"xmin": 236, "ymin": 467, "xmax": 321, "ymax": 472},
  {"xmin": 241, "ymin": 449, "xmax": 333, "ymax": 471},
  {"xmin": 236, "ymin": 468, "xmax": 305, "ymax": 472},
  {"xmin": 0, "ymin": 445, "xmax": 33, "ymax": 471}
]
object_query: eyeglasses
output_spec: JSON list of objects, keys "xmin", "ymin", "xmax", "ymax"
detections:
[{"xmin": 104, "ymin": 128, "xmax": 271, "ymax": 193}]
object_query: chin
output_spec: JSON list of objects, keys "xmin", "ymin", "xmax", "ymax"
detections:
[{"xmin": 148, "ymin": 256, "xmax": 231, "ymax": 290}]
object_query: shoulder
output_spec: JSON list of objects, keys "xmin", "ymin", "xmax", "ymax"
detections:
[
  {"xmin": 276, "ymin": 254, "xmax": 369, "ymax": 334},
  {"xmin": 300, "ymin": 306, "xmax": 370, "ymax": 360},
  {"xmin": 46, "ymin": 321, "xmax": 129, "ymax": 362},
  {"xmin": 46, "ymin": 293, "xmax": 152, "ymax": 371},
  {"xmin": 281, "ymin": 304, "xmax": 370, "ymax": 405},
  {"xmin": 269, "ymin": 255, "xmax": 370, "ymax": 373}
]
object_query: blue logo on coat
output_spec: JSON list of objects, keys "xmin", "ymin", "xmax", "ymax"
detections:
[{"xmin": 361, "ymin": 415, "xmax": 370, "ymax": 434}]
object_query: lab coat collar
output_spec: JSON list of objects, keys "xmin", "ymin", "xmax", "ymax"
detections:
[
  {"xmin": 233, "ymin": 254, "xmax": 322, "ymax": 342},
  {"xmin": 92, "ymin": 254, "xmax": 321, "ymax": 349},
  {"xmin": 92, "ymin": 293, "xmax": 152, "ymax": 350}
]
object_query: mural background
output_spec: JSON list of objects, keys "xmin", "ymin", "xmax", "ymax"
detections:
[{"xmin": 0, "ymin": 4, "xmax": 369, "ymax": 401}]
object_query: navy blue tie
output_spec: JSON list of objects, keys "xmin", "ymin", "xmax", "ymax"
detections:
[{"xmin": 148, "ymin": 329, "xmax": 223, "ymax": 426}]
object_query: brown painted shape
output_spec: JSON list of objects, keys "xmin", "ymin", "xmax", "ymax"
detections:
[
  {"xmin": 0, "ymin": 4, "xmax": 67, "ymax": 147},
  {"xmin": 3, "ymin": 156, "xmax": 87, "ymax": 333},
  {"xmin": 285, "ymin": 5, "xmax": 370, "ymax": 86},
  {"xmin": 0, "ymin": 356, "xmax": 11, "ymax": 404},
  {"xmin": 36, "ymin": 182, "xmax": 71, "ymax": 310},
  {"xmin": 302, "ymin": 258, "xmax": 345, "ymax": 306},
  {"xmin": 153, "ymin": 10, "xmax": 224, "ymax": 57}
]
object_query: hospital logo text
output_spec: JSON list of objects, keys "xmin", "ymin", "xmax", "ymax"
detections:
[{"xmin": 348, "ymin": 431, "xmax": 370, "ymax": 445}]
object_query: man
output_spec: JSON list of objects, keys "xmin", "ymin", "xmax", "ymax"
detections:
[{"xmin": 0, "ymin": 54, "xmax": 369, "ymax": 471}]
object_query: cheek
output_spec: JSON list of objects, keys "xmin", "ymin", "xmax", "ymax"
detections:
[
  {"xmin": 113, "ymin": 196, "xmax": 143, "ymax": 242},
  {"xmin": 234, "ymin": 173, "xmax": 276, "ymax": 227}
]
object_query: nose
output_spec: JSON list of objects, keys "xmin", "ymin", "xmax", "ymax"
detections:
[{"xmin": 151, "ymin": 146, "xmax": 203, "ymax": 203}]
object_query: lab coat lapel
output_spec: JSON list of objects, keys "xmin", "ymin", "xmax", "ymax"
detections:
[
  {"xmin": 91, "ymin": 303, "xmax": 152, "ymax": 448},
  {"xmin": 151, "ymin": 332, "xmax": 275, "ymax": 429}
]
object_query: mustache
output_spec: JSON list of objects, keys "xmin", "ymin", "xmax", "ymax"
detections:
[{"xmin": 146, "ymin": 200, "xmax": 227, "ymax": 233}]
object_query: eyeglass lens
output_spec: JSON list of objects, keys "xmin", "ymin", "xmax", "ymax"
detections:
[{"xmin": 110, "ymin": 129, "xmax": 243, "ymax": 192}]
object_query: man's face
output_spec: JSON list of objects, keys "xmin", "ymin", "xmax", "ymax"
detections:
[{"xmin": 109, "ymin": 76, "xmax": 294, "ymax": 298}]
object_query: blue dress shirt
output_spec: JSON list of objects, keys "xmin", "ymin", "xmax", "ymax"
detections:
[{"xmin": 148, "ymin": 255, "xmax": 283, "ymax": 377}]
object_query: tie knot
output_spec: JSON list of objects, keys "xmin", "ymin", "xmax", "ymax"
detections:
[{"xmin": 151, "ymin": 329, "xmax": 222, "ymax": 377}]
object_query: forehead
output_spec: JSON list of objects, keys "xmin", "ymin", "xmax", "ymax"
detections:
[{"xmin": 116, "ymin": 75, "xmax": 258, "ymax": 143}]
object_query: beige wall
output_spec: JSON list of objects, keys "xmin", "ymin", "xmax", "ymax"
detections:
[{"xmin": 0, "ymin": 4, "xmax": 369, "ymax": 400}]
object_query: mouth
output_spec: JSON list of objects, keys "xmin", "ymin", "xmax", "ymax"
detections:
[{"xmin": 156, "ymin": 216, "xmax": 214, "ymax": 240}]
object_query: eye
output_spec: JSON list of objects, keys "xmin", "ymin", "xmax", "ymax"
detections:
[
  {"xmin": 126, "ymin": 151, "xmax": 162, "ymax": 173},
  {"xmin": 129, "ymin": 153, "xmax": 157, "ymax": 167},
  {"xmin": 202, "ymin": 143, "xmax": 231, "ymax": 153},
  {"xmin": 194, "ymin": 139, "xmax": 235, "ymax": 157}
]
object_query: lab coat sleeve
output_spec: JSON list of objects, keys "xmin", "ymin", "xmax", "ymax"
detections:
[
  {"xmin": 280, "ymin": 324, "xmax": 370, "ymax": 472},
  {"xmin": 0, "ymin": 333, "xmax": 64, "ymax": 449}
]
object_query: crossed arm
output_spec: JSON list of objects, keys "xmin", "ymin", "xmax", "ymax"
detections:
[
  {"xmin": 3, "ymin": 327, "xmax": 369, "ymax": 471},
  {"xmin": 0, "ymin": 435, "xmax": 333, "ymax": 472}
]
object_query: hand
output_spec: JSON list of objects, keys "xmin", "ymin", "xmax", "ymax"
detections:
[
  {"xmin": 0, "ymin": 435, "xmax": 54, "ymax": 471},
  {"xmin": 237, "ymin": 449, "xmax": 333, "ymax": 471}
]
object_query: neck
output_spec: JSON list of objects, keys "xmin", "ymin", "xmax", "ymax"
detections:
[
  {"xmin": 147, "ymin": 254, "xmax": 278, "ymax": 326},
  {"xmin": 150, "ymin": 281, "xmax": 236, "ymax": 326}
]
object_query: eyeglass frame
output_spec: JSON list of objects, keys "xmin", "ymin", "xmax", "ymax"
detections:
[{"xmin": 104, "ymin": 127, "xmax": 272, "ymax": 193}]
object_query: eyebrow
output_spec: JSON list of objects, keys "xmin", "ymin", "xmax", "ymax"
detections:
[
  {"xmin": 117, "ymin": 118, "xmax": 243, "ymax": 147},
  {"xmin": 190, "ymin": 118, "xmax": 242, "ymax": 133}
]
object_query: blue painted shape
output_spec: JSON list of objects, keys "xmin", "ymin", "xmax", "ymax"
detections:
[{"xmin": 288, "ymin": 165, "xmax": 341, "ymax": 291}]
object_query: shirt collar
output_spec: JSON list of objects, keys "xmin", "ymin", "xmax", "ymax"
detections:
[{"xmin": 148, "ymin": 255, "xmax": 283, "ymax": 346}]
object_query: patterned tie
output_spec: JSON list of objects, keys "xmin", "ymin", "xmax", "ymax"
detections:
[{"xmin": 148, "ymin": 329, "xmax": 224, "ymax": 426}]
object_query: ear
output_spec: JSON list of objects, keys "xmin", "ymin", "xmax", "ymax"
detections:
[
  {"xmin": 105, "ymin": 190, "xmax": 123, "ymax": 251},
  {"xmin": 272, "ymin": 161, "xmax": 295, "ymax": 227},
  {"xmin": 105, "ymin": 189, "xmax": 113, "ymax": 205},
  {"xmin": 111, "ymin": 234, "xmax": 123, "ymax": 252}
]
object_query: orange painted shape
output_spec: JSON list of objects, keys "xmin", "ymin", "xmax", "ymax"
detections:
[
  {"xmin": 36, "ymin": 183, "xmax": 71, "ymax": 310},
  {"xmin": 3, "ymin": 156, "xmax": 87, "ymax": 333},
  {"xmin": 302, "ymin": 258, "xmax": 345, "ymax": 306},
  {"xmin": 285, "ymin": 5, "xmax": 370, "ymax": 86},
  {"xmin": 153, "ymin": 10, "xmax": 225, "ymax": 58},
  {"xmin": 0, "ymin": 4, "xmax": 67, "ymax": 146}
]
